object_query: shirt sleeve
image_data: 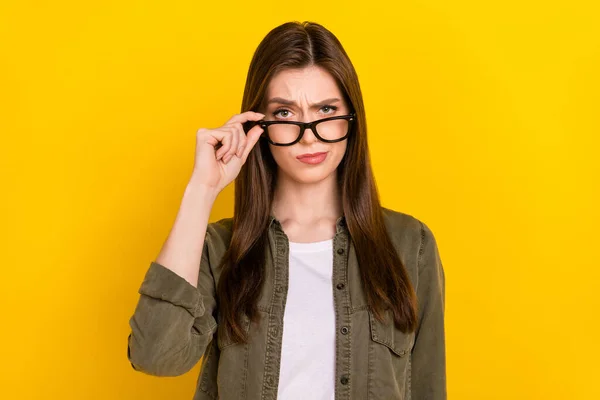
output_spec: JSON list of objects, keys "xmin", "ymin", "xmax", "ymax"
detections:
[
  {"xmin": 411, "ymin": 220, "xmax": 447, "ymax": 399},
  {"xmin": 126, "ymin": 226, "xmax": 219, "ymax": 376}
]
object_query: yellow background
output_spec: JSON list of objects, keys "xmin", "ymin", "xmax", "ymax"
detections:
[{"xmin": 1, "ymin": 1, "xmax": 598, "ymax": 399}]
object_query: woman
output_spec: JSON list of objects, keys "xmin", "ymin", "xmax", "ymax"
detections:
[{"xmin": 127, "ymin": 21, "xmax": 446, "ymax": 400}]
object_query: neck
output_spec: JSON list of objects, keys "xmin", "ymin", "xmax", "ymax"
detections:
[{"xmin": 271, "ymin": 170, "xmax": 342, "ymax": 225}]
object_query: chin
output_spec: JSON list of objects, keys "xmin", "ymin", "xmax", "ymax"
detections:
[{"xmin": 279, "ymin": 162, "xmax": 339, "ymax": 184}]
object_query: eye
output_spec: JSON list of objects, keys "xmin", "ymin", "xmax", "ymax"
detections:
[
  {"xmin": 321, "ymin": 105, "xmax": 338, "ymax": 114},
  {"xmin": 272, "ymin": 108, "xmax": 291, "ymax": 118}
]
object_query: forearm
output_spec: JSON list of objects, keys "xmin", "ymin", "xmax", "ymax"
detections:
[{"xmin": 155, "ymin": 173, "xmax": 218, "ymax": 287}]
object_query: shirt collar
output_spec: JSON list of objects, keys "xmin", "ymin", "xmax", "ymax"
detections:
[{"xmin": 268, "ymin": 214, "xmax": 347, "ymax": 233}]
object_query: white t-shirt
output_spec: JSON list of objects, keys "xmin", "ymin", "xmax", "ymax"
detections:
[{"xmin": 276, "ymin": 238, "xmax": 336, "ymax": 400}]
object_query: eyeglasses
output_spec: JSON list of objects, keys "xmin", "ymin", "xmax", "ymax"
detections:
[{"xmin": 243, "ymin": 113, "xmax": 356, "ymax": 146}]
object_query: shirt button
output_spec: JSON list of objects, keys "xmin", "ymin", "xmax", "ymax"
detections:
[
  {"xmin": 276, "ymin": 286, "xmax": 283, "ymax": 293},
  {"xmin": 340, "ymin": 375, "xmax": 349, "ymax": 385},
  {"xmin": 337, "ymin": 248, "xmax": 345, "ymax": 255},
  {"xmin": 336, "ymin": 283, "xmax": 345, "ymax": 290},
  {"xmin": 341, "ymin": 326, "xmax": 349, "ymax": 334}
]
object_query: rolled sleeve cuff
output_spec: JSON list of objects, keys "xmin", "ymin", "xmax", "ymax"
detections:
[{"xmin": 138, "ymin": 261, "xmax": 206, "ymax": 318}]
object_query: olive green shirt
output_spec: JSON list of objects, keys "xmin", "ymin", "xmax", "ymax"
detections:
[{"xmin": 127, "ymin": 207, "xmax": 446, "ymax": 399}]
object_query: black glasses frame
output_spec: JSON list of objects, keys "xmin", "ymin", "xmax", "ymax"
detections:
[{"xmin": 243, "ymin": 113, "xmax": 356, "ymax": 146}]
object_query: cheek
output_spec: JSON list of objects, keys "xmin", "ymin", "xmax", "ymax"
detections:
[
  {"xmin": 329, "ymin": 142, "xmax": 348, "ymax": 164},
  {"xmin": 268, "ymin": 146, "xmax": 288, "ymax": 165},
  {"xmin": 269, "ymin": 146, "xmax": 297, "ymax": 171}
]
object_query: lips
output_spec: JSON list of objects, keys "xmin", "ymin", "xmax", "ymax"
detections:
[
  {"xmin": 297, "ymin": 152, "xmax": 327, "ymax": 160},
  {"xmin": 296, "ymin": 151, "xmax": 328, "ymax": 165}
]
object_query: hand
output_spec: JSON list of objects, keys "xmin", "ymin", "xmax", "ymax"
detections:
[{"xmin": 191, "ymin": 111, "xmax": 265, "ymax": 194}]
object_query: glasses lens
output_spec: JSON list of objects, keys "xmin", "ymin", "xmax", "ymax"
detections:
[
  {"xmin": 268, "ymin": 124, "xmax": 301, "ymax": 145},
  {"xmin": 315, "ymin": 118, "xmax": 350, "ymax": 141},
  {"xmin": 266, "ymin": 118, "xmax": 351, "ymax": 144}
]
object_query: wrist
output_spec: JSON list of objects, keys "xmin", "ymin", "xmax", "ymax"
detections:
[{"xmin": 186, "ymin": 174, "xmax": 219, "ymax": 203}]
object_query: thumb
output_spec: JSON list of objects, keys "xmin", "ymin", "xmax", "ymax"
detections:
[{"xmin": 241, "ymin": 125, "xmax": 264, "ymax": 162}]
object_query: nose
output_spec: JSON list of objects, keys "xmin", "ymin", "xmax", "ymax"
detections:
[{"xmin": 299, "ymin": 124, "xmax": 318, "ymax": 144}]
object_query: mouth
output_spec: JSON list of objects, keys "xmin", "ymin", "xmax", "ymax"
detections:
[
  {"xmin": 296, "ymin": 151, "xmax": 328, "ymax": 165},
  {"xmin": 296, "ymin": 151, "xmax": 327, "ymax": 159}
]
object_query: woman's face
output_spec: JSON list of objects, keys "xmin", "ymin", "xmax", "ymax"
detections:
[{"xmin": 261, "ymin": 65, "xmax": 351, "ymax": 184}]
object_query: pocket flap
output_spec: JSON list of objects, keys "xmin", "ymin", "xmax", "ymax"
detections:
[
  {"xmin": 217, "ymin": 313, "xmax": 250, "ymax": 350},
  {"xmin": 368, "ymin": 310, "xmax": 413, "ymax": 357}
]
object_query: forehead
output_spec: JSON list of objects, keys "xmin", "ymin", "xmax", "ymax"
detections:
[{"xmin": 266, "ymin": 65, "xmax": 342, "ymax": 100}]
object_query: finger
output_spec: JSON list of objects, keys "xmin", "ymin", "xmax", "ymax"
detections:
[
  {"xmin": 215, "ymin": 129, "xmax": 232, "ymax": 161},
  {"xmin": 200, "ymin": 127, "xmax": 225, "ymax": 149},
  {"xmin": 227, "ymin": 123, "xmax": 246, "ymax": 158},
  {"xmin": 223, "ymin": 127, "xmax": 239, "ymax": 163},
  {"xmin": 226, "ymin": 111, "xmax": 265, "ymax": 125},
  {"xmin": 241, "ymin": 124, "xmax": 264, "ymax": 163},
  {"xmin": 236, "ymin": 125, "xmax": 248, "ymax": 158}
]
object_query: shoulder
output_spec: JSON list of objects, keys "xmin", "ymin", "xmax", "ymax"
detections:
[
  {"xmin": 380, "ymin": 206, "xmax": 427, "ymax": 245},
  {"xmin": 381, "ymin": 205, "xmax": 437, "ymax": 241},
  {"xmin": 203, "ymin": 217, "xmax": 234, "ymax": 253},
  {"xmin": 380, "ymin": 206, "xmax": 440, "ymax": 278},
  {"xmin": 207, "ymin": 216, "xmax": 234, "ymax": 237}
]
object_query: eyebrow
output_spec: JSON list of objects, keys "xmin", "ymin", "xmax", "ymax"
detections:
[{"xmin": 266, "ymin": 97, "xmax": 342, "ymax": 108}]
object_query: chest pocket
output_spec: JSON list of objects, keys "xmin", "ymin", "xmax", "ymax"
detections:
[
  {"xmin": 217, "ymin": 312, "xmax": 251, "ymax": 351},
  {"xmin": 367, "ymin": 309, "xmax": 414, "ymax": 399},
  {"xmin": 368, "ymin": 310, "xmax": 414, "ymax": 356}
]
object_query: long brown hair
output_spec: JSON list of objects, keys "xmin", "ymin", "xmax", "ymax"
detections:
[{"xmin": 216, "ymin": 21, "xmax": 417, "ymax": 344}]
